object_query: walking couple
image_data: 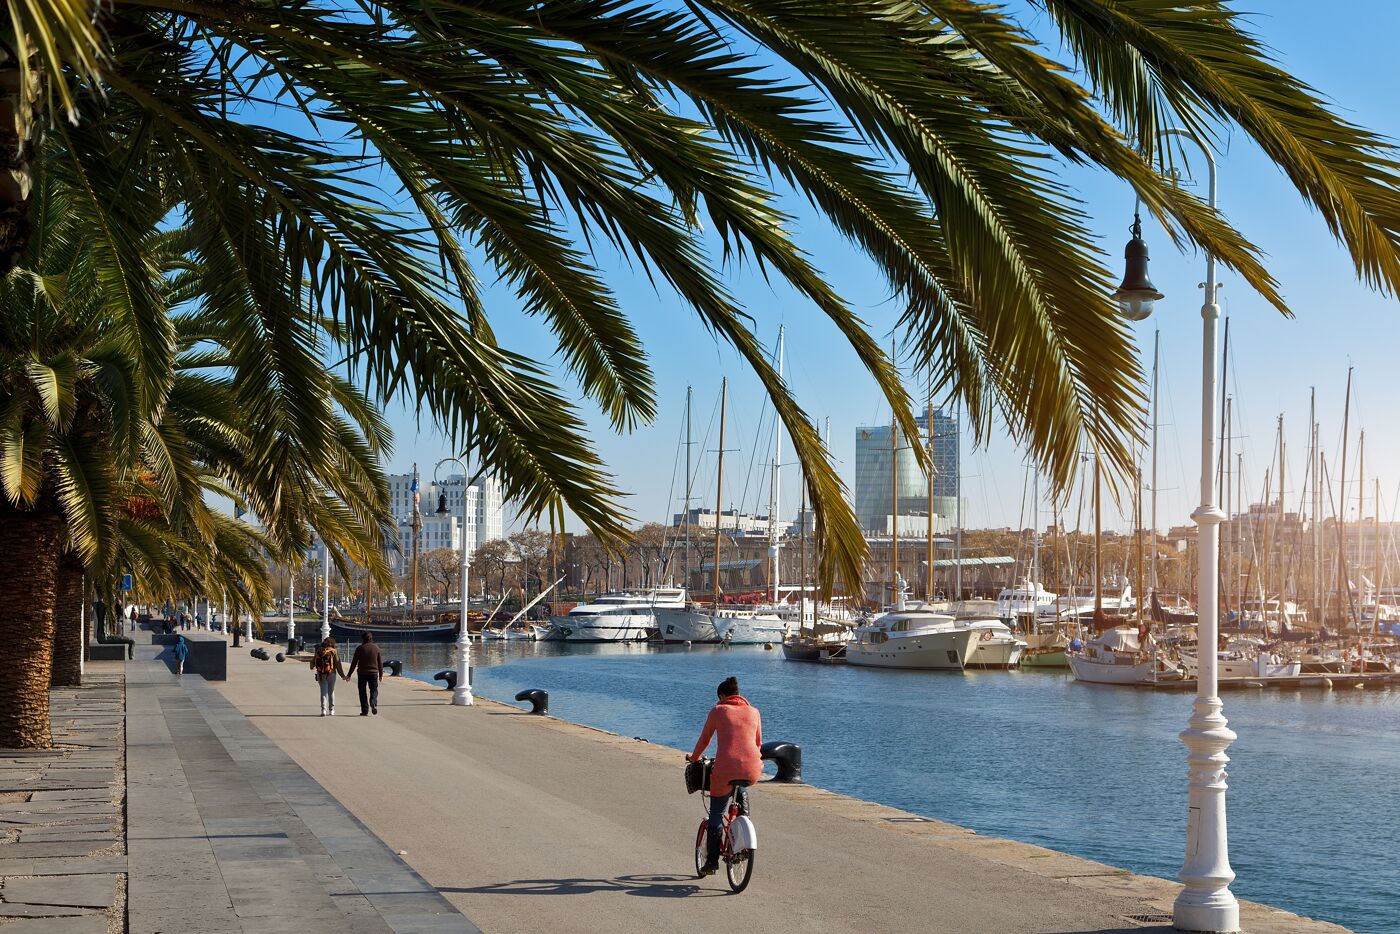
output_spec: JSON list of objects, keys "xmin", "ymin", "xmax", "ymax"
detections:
[{"xmin": 312, "ymin": 633, "xmax": 385, "ymax": 717}]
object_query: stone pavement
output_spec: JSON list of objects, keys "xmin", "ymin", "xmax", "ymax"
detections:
[
  {"xmin": 0, "ymin": 666, "xmax": 124, "ymax": 933},
  {"xmin": 124, "ymin": 642, "xmax": 478, "ymax": 933}
]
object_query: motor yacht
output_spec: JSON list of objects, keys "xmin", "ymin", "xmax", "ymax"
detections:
[
  {"xmin": 846, "ymin": 608, "xmax": 979, "ymax": 671},
  {"xmin": 548, "ymin": 588, "xmax": 686, "ymax": 642}
]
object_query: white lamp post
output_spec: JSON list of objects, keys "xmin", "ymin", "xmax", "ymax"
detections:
[
  {"xmin": 1114, "ymin": 128, "xmax": 1238, "ymax": 933},
  {"xmin": 287, "ymin": 568, "xmax": 296, "ymax": 650},
  {"xmin": 321, "ymin": 542, "xmax": 331, "ymax": 641},
  {"xmin": 435, "ymin": 456, "xmax": 474, "ymax": 706}
]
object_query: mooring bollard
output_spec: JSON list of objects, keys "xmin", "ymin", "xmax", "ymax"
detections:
[
  {"xmin": 275, "ymin": 652, "xmax": 286, "ymax": 663},
  {"xmin": 760, "ymin": 740, "xmax": 803, "ymax": 783},
  {"xmin": 514, "ymin": 689, "xmax": 549, "ymax": 715},
  {"xmin": 434, "ymin": 669, "xmax": 458, "ymax": 690},
  {"xmin": 250, "ymin": 648, "xmax": 269, "ymax": 660},
  {"xmin": 385, "ymin": 659, "xmax": 403, "ymax": 677}
]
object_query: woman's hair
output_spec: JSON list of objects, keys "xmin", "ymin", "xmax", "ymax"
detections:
[
  {"xmin": 717, "ymin": 676, "xmax": 740, "ymax": 697},
  {"xmin": 323, "ymin": 637, "xmax": 335, "ymax": 649}
]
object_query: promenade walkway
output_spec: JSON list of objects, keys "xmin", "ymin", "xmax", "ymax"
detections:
[
  {"xmin": 208, "ymin": 638, "xmax": 1349, "ymax": 934},
  {"xmin": 125, "ymin": 640, "xmax": 477, "ymax": 933}
]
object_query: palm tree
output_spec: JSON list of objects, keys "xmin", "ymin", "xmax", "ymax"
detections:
[
  {"xmin": 7, "ymin": 1, "xmax": 1400, "ymax": 597},
  {"xmin": 0, "ymin": 163, "xmax": 395, "ymax": 746}
]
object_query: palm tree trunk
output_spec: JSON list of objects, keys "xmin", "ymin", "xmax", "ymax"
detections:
[
  {"xmin": 49, "ymin": 561, "xmax": 83, "ymax": 688},
  {"xmin": 0, "ymin": 505, "xmax": 63, "ymax": 748}
]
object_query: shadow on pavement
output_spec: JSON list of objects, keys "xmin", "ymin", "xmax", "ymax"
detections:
[{"xmin": 442, "ymin": 873, "xmax": 727, "ymax": 898}]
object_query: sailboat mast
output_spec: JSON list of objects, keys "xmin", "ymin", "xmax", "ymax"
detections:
[
  {"xmin": 410, "ymin": 462, "xmax": 421, "ymax": 623},
  {"xmin": 1031, "ymin": 468, "xmax": 1041, "ymax": 586},
  {"xmin": 769, "ymin": 327, "xmax": 784, "ymax": 604},
  {"xmin": 1310, "ymin": 388, "xmax": 1320, "ymax": 619},
  {"xmin": 1093, "ymin": 448, "xmax": 1102, "ymax": 616},
  {"xmin": 1375, "ymin": 478, "xmax": 1382, "ymax": 634},
  {"xmin": 1222, "ymin": 396, "xmax": 1232, "ymax": 615},
  {"xmin": 1150, "ymin": 330, "xmax": 1160, "ymax": 597},
  {"xmin": 684, "ymin": 385, "xmax": 693, "ymax": 591},
  {"xmin": 954, "ymin": 404, "xmax": 963, "ymax": 602},
  {"xmin": 713, "ymin": 379, "xmax": 727, "ymax": 612},
  {"xmin": 1337, "ymin": 368, "xmax": 1353, "ymax": 630},
  {"xmin": 890, "ymin": 409, "xmax": 899, "ymax": 606},
  {"xmin": 1277, "ymin": 415, "xmax": 1286, "ymax": 619},
  {"xmin": 1358, "ymin": 430, "xmax": 1366, "ymax": 605},
  {"xmin": 927, "ymin": 396, "xmax": 935, "ymax": 602}
]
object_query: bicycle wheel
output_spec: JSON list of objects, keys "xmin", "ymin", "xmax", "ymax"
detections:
[
  {"xmin": 693, "ymin": 820, "xmax": 708, "ymax": 877},
  {"xmin": 726, "ymin": 847, "xmax": 755, "ymax": 893}
]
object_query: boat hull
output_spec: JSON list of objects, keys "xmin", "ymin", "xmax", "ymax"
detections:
[
  {"xmin": 1019, "ymin": 649, "xmax": 1068, "ymax": 669},
  {"xmin": 548, "ymin": 612, "xmax": 654, "ymax": 643},
  {"xmin": 781, "ymin": 639, "xmax": 848, "ymax": 664},
  {"xmin": 1067, "ymin": 653, "xmax": 1155, "ymax": 684},
  {"xmin": 1180, "ymin": 653, "xmax": 1302, "ymax": 679},
  {"xmin": 714, "ymin": 614, "xmax": 791, "ymax": 645},
  {"xmin": 329, "ymin": 619, "xmax": 458, "ymax": 642},
  {"xmin": 846, "ymin": 629, "xmax": 978, "ymax": 671},
  {"xmin": 654, "ymin": 609, "xmax": 721, "ymax": 644},
  {"xmin": 966, "ymin": 638, "xmax": 1024, "ymax": 669}
]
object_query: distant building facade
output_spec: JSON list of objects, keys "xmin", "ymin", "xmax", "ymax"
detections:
[
  {"xmin": 853, "ymin": 409, "xmax": 959, "ymax": 536},
  {"xmin": 386, "ymin": 470, "xmax": 505, "ymax": 561}
]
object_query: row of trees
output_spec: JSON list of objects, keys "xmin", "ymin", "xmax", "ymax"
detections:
[{"xmin": 6, "ymin": 3, "xmax": 1395, "ymax": 748}]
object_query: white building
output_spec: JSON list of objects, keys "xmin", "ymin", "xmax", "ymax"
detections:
[{"xmin": 386, "ymin": 470, "xmax": 504, "ymax": 553}]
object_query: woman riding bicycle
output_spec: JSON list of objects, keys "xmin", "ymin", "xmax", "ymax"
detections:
[{"xmin": 687, "ymin": 676, "xmax": 762, "ymax": 876}]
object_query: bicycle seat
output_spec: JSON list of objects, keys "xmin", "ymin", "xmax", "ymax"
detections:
[{"xmin": 729, "ymin": 779, "xmax": 753, "ymax": 788}]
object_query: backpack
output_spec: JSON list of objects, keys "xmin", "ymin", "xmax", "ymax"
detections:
[{"xmin": 316, "ymin": 648, "xmax": 336, "ymax": 675}]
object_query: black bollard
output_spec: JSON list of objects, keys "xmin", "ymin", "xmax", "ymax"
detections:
[
  {"xmin": 434, "ymin": 669, "xmax": 458, "ymax": 690},
  {"xmin": 251, "ymin": 648, "xmax": 269, "ymax": 660},
  {"xmin": 275, "ymin": 652, "xmax": 286, "ymax": 663},
  {"xmin": 385, "ymin": 659, "xmax": 403, "ymax": 677},
  {"xmin": 760, "ymin": 740, "xmax": 803, "ymax": 783},
  {"xmin": 514, "ymin": 689, "xmax": 549, "ymax": 715}
]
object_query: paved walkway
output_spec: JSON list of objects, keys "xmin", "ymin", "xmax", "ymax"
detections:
[
  {"xmin": 124, "ymin": 641, "xmax": 478, "ymax": 933},
  {"xmin": 209, "ymin": 638, "xmax": 1350, "ymax": 934}
]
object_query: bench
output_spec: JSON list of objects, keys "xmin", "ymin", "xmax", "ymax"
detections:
[{"xmin": 86, "ymin": 643, "xmax": 127, "ymax": 662}]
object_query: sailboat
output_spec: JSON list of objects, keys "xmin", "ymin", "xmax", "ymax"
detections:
[
  {"xmin": 482, "ymin": 577, "xmax": 563, "ymax": 642},
  {"xmin": 783, "ymin": 429, "xmax": 854, "ymax": 663}
]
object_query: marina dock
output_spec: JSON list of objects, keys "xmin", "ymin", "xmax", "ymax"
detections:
[{"xmin": 1137, "ymin": 671, "xmax": 1400, "ymax": 691}]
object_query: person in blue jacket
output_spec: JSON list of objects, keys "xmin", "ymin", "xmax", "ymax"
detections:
[{"xmin": 172, "ymin": 635, "xmax": 189, "ymax": 677}]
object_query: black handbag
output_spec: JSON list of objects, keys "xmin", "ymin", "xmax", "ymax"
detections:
[{"xmin": 684, "ymin": 757, "xmax": 712, "ymax": 795}]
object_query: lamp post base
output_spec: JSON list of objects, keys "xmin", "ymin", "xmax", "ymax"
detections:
[
  {"xmin": 1173, "ymin": 893, "xmax": 1240, "ymax": 933},
  {"xmin": 451, "ymin": 688, "xmax": 474, "ymax": 706}
]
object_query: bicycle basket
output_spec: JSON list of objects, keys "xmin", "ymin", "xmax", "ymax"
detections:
[{"xmin": 684, "ymin": 758, "xmax": 712, "ymax": 795}]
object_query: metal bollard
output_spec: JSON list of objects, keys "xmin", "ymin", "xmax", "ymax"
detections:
[
  {"xmin": 250, "ymin": 648, "xmax": 269, "ymax": 660},
  {"xmin": 275, "ymin": 653, "xmax": 286, "ymax": 663},
  {"xmin": 385, "ymin": 659, "xmax": 403, "ymax": 677},
  {"xmin": 514, "ymin": 689, "xmax": 549, "ymax": 715},
  {"xmin": 434, "ymin": 669, "xmax": 458, "ymax": 690},
  {"xmin": 760, "ymin": 740, "xmax": 803, "ymax": 783}
]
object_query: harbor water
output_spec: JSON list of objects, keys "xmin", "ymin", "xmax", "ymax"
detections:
[{"xmin": 381, "ymin": 640, "xmax": 1400, "ymax": 934}]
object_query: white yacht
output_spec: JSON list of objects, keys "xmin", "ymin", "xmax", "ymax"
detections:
[
  {"xmin": 996, "ymin": 579, "xmax": 1059, "ymax": 622},
  {"xmin": 956, "ymin": 617, "xmax": 1026, "ymax": 669},
  {"xmin": 712, "ymin": 608, "xmax": 793, "ymax": 645},
  {"xmin": 1178, "ymin": 648, "xmax": 1301, "ymax": 680},
  {"xmin": 653, "ymin": 604, "xmax": 722, "ymax": 644},
  {"xmin": 846, "ymin": 609, "xmax": 979, "ymax": 671},
  {"xmin": 549, "ymin": 589, "xmax": 686, "ymax": 643}
]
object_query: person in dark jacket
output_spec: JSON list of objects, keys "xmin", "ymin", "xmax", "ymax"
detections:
[
  {"xmin": 346, "ymin": 632, "xmax": 385, "ymax": 716},
  {"xmin": 172, "ymin": 635, "xmax": 189, "ymax": 676}
]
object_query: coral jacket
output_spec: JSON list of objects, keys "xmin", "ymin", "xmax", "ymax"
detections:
[{"xmin": 690, "ymin": 695, "xmax": 763, "ymax": 795}]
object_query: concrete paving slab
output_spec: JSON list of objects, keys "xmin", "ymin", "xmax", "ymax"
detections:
[
  {"xmin": 2, "ymin": 873, "xmax": 119, "ymax": 908},
  {"xmin": 0, "ymin": 916, "xmax": 109, "ymax": 933}
]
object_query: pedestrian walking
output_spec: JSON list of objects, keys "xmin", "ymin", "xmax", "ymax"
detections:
[
  {"xmin": 346, "ymin": 632, "xmax": 384, "ymax": 716},
  {"xmin": 172, "ymin": 635, "xmax": 189, "ymax": 677},
  {"xmin": 312, "ymin": 637, "xmax": 348, "ymax": 716}
]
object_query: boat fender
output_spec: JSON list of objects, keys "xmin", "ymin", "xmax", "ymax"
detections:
[
  {"xmin": 760, "ymin": 740, "xmax": 803, "ymax": 784},
  {"xmin": 250, "ymin": 648, "xmax": 269, "ymax": 660},
  {"xmin": 1322, "ymin": 678, "xmax": 1333, "ymax": 689},
  {"xmin": 515, "ymin": 689, "xmax": 549, "ymax": 715},
  {"xmin": 764, "ymin": 643, "xmax": 773, "ymax": 650},
  {"xmin": 385, "ymin": 659, "xmax": 403, "ymax": 677},
  {"xmin": 434, "ymin": 669, "xmax": 458, "ymax": 690},
  {"xmin": 275, "ymin": 653, "xmax": 286, "ymax": 663},
  {"xmin": 729, "ymin": 815, "xmax": 758, "ymax": 853}
]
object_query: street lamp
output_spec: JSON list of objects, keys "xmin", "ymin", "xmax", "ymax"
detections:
[
  {"xmin": 1116, "ymin": 128, "xmax": 1237, "ymax": 933},
  {"xmin": 321, "ymin": 542, "xmax": 331, "ymax": 641},
  {"xmin": 435, "ymin": 456, "xmax": 474, "ymax": 706}
]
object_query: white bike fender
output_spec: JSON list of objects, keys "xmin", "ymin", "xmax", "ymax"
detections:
[{"xmin": 730, "ymin": 815, "xmax": 758, "ymax": 852}]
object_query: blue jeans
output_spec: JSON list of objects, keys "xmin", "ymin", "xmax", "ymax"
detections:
[{"xmin": 707, "ymin": 791, "xmax": 732, "ymax": 833}]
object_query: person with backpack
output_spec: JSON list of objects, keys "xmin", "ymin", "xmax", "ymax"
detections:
[
  {"xmin": 313, "ymin": 637, "xmax": 348, "ymax": 716},
  {"xmin": 171, "ymin": 635, "xmax": 189, "ymax": 677}
]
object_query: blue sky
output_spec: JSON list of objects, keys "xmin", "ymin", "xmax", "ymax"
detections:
[{"xmin": 377, "ymin": 1, "xmax": 1400, "ymax": 537}]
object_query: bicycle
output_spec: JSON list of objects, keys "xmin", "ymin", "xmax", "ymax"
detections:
[{"xmin": 692, "ymin": 766, "xmax": 757, "ymax": 893}]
